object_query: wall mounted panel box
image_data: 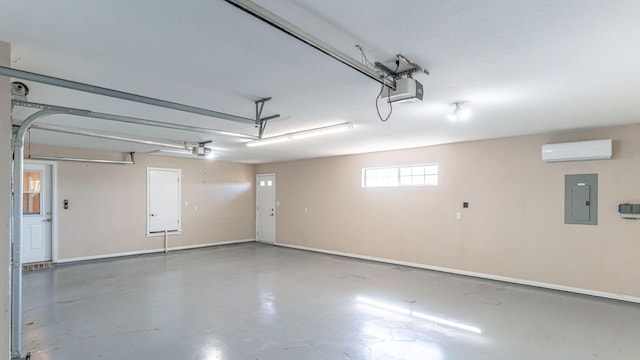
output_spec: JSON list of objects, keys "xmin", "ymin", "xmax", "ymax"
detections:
[
  {"xmin": 542, "ymin": 139, "xmax": 612, "ymax": 162},
  {"xmin": 381, "ymin": 77, "xmax": 423, "ymax": 103},
  {"xmin": 618, "ymin": 203, "xmax": 640, "ymax": 219},
  {"xmin": 565, "ymin": 174, "xmax": 598, "ymax": 225}
]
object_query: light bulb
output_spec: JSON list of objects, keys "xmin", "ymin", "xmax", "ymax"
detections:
[{"xmin": 448, "ymin": 102, "xmax": 470, "ymax": 121}]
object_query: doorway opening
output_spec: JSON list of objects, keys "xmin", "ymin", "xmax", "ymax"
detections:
[{"xmin": 22, "ymin": 161, "xmax": 56, "ymax": 264}]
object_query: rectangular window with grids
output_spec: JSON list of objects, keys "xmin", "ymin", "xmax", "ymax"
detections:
[{"xmin": 362, "ymin": 164, "xmax": 438, "ymax": 188}]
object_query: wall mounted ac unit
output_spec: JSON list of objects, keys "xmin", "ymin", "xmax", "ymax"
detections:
[{"xmin": 541, "ymin": 139, "xmax": 612, "ymax": 162}]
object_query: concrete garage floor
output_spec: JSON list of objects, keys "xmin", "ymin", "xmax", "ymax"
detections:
[{"xmin": 22, "ymin": 243, "xmax": 640, "ymax": 359}]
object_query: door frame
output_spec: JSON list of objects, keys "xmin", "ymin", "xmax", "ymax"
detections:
[
  {"xmin": 23, "ymin": 160, "xmax": 59, "ymax": 262},
  {"xmin": 146, "ymin": 167, "xmax": 182, "ymax": 236},
  {"xmin": 256, "ymin": 173, "xmax": 276, "ymax": 244}
]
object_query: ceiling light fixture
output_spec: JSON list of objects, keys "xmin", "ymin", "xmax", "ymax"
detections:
[
  {"xmin": 448, "ymin": 102, "xmax": 471, "ymax": 122},
  {"xmin": 247, "ymin": 122, "xmax": 354, "ymax": 147}
]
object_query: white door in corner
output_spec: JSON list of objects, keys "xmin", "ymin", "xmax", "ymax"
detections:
[
  {"xmin": 22, "ymin": 164, "xmax": 53, "ymax": 264},
  {"xmin": 256, "ymin": 174, "xmax": 276, "ymax": 243},
  {"xmin": 147, "ymin": 168, "xmax": 181, "ymax": 234}
]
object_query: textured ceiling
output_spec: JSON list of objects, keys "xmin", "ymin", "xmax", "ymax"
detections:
[{"xmin": 1, "ymin": 0, "xmax": 639, "ymax": 163}]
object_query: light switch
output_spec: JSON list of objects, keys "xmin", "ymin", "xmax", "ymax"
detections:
[{"xmin": 456, "ymin": 212, "xmax": 462, "ymax": 220}]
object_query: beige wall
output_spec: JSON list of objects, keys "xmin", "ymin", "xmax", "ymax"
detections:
[
  {"xmin": 29, "ymin": 145, "xmax": 256, "ymax": 260},
  {"xmin": 257, "ymin": 124, "xmax": 640, "ymax": 299},
  {"xmin": 1, "ymin": 40, "xmax": 11, "ymax": 359}
]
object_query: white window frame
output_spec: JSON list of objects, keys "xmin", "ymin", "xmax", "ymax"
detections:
[{"xmin": 362, "ymin": 164, "xmax": 439, "ymax": 188}]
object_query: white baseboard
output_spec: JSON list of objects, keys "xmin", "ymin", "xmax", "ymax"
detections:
[
  {"xmin": 255, "ymin": 240, "xmax": 276, "ymax": 245},
  {"xmin": 56, "ymin": 239, "xmax": 255, "ymax": 264},
  {"xmin": 56, "ymin": 239, "xmax": 640, "ymax": 304},
  {"xmin": 273, "ymin": 242, "xmax": 640, "ymax": 304}
]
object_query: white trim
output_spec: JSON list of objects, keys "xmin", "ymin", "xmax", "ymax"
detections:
[
  {"xmin": 273, "ymin": 242, "xmax": 640, "ymax": 304},
  {"xmin": 51, "ymin": 162, "xmax": 59, "ymax": 262},
  {"xmin": 255, "ymin": 239, "xmax": 276, "ymax": 245},
  {"xmin": 56, "ymin": 238, "xmax": 255, "ymax": 263},
  {"xmin": 146, "ymin": 231, "xmax": 182, "ymax": 237},
  {"xmin": 147, "ymin": 167, "xmax": 182, "ymax": 234}
]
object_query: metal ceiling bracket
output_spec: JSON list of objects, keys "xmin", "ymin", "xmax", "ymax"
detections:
[
  {"xmin": 254, "ymin": 97, "xmax": 280, "ymax": 139},
  {"xmin": 376, "ymin": 54, "xmax": 430, "ymax": 80},
  {"xmin": 396, "ymin": 54, "xmax": 430, "ymax": 77},
  {"xmin": 225, "ymin": 0, "xmax": 396, "ymax": 89},
  {"xmin": 255, "ymin": 97, "xmax": 270, "ymax": 123},
  {"xmin": 0, "ymin": 65, "xmax": 259, "ymax": 126},
  {"xmin": 374, "ymin": 61, "xmax": 399, "ymax": 79}
]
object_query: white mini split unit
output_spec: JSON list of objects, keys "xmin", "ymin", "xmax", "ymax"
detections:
[
  {"xmin": 541, "ymin": 139, "xmax": 612, "ymax": 162},
  {"xmin": 382, "ymin": 77, "xmax": 424, "ymax": 103}
]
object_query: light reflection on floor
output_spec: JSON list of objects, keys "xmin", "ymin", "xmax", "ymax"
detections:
[
  {"xmin": 356, "ymin": 296, "xmax": 482, "ymax": 334},
  {"xmin": 354, "ymin": 295, "xmax": 487, "ymax": 359},
  {"xmin": 202, "ymin": 345, "xmax": 223, "ymax": 360}
]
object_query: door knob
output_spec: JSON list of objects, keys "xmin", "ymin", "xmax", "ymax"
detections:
[
  {"xmin": 42, "ymin": 218, "xmax": 52, "ymax": 223},
  {"xmin": 150, "ymin": 213, "xmax": 158, "ymax": 217}
]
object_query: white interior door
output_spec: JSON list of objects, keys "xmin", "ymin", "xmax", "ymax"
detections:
[
  {"xmin": 22, "ymin": 164, "xmax": 52, "ymax": 263},
  {"xmin": 256, "ymin": 174, "xmax": 276, "ymax": 243},
  {"xmin": 147, "ymin": 168, "xmax": 181, "ymax": 234}
]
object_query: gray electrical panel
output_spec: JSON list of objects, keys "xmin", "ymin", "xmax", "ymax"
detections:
[{"xmin": 565, "ymin": 174, "xmax": 598, "ymax": 225}]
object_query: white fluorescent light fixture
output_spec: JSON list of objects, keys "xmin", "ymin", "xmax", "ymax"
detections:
[
  {"xmin": 448, "ymin": 102, "xmax": 471, "ymax": 121},
  {"xmin": 150, "ymin": 149, "xmax": 214, "ymax": 159},
  {"xmin": 247, "ymin": 122, "xmax": 354, "ymax": 147},
  {"xmin": 149, "ymin": 149, "xmax": 193, "ymax": 158}
]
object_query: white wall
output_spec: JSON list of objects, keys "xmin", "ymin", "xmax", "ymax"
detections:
[
  {"xmin": 29, "ymin": 145, "xmax": 256, "ymax": 261},
  {"xmin": 257, "ymin": 123, "xmax": 640, "ymax": 301},
  {"xmin": 0, "ymin": 40, "xmax": 12, "ymax": 359}
]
